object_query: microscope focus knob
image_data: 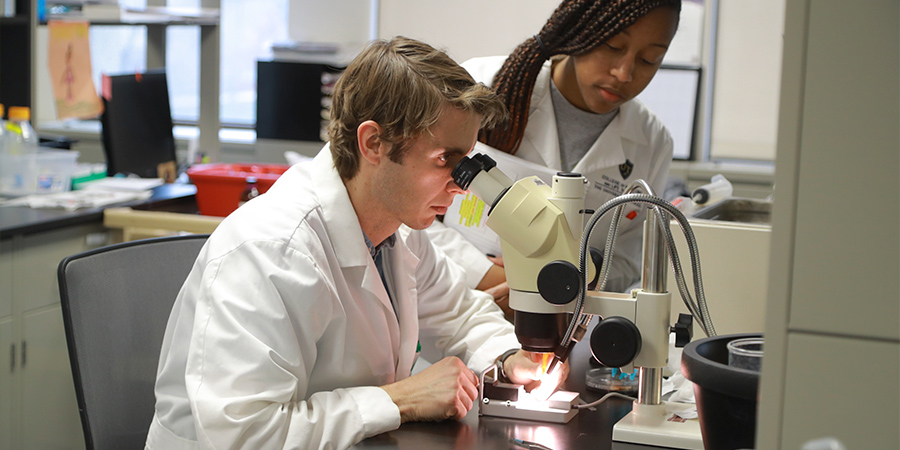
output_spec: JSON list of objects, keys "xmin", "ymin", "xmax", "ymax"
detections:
[
  {"xmin": 537, "ymin": 260, "xmax": 582, "ymax": 305},
  {"xmin": 670, "ymin": 313, "xmax": 694, "ymax": 348},
  {"xmin": 590, "ymin": 317, "xmax": 642, "ymax": 368}
]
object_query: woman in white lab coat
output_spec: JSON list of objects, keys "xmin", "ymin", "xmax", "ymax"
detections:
[{"xmin": 428, "ymin": 0, "xmax": 681, "ymax": 308}]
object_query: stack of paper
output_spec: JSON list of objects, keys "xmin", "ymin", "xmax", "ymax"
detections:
[
  {"xmin": 79, "ymin": 177, "xmax": 164, "ymax": 192},
  {"xmin": 0, "ymin": 189, "xmax": 152, "ymax": 211},
  {"xmin": 0, "ymin": 176, "xmax": 163, "ymax": 210}
]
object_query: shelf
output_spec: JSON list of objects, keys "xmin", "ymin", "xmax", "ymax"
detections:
[
  {"xmin": 42, "ymin": 17, "xmax": 218, "ymax": 25},
  {"xmin": 0, "ymin": 15, "xmax": 30, "ymax": 25},
  {"xmin": 43, "ymin": 6, "xmax": 219, "ymax": 26}
]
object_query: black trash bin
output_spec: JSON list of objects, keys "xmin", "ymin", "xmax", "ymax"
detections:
[{"xmin": 681, "ymin": 333, "xmax": 762, "ymax": 450}]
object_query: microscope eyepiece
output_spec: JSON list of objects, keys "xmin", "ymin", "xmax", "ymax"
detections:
[{"xmin": 452, "ymin": 153, "xmax": 497, "ymax": 190}]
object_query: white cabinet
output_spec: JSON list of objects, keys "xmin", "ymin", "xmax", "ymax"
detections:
[
  {"xmin": 0, "ymin": 223, "xmax": 110, "ymax": 449},
  {"xmin": 780, "ymin": 334, "xmax": 899, "ymax": 449},
  {"xmin": 0, "ymin": 319, "xmax": 13, "ymax": 450},
  {"xmin": 757, "ymin": 1, "xmax": 899, "ymax": 449},
  {"xmin": 1, "ymin": 242, "xmax": 16, "ymax": 450}
]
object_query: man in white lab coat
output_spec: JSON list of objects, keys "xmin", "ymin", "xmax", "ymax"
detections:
[{"xmin": 145, "ymin": 37, "xmax": 567, "ymax": 450}]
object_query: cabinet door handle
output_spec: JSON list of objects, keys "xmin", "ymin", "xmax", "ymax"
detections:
[
  {"xmin": 21, "ymin": 341, "xmax": 26, "ymax": 368},
  {"xmin": 9, "ymin": 343, "xmax": 13, "ymax": 373}
]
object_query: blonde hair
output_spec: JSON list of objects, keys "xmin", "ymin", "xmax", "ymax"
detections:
[{"xmin": 328, "ymin": 36, "xmax": 507, "ymax": 180}]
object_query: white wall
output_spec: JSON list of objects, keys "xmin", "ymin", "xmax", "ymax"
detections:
[
  {"xmin": 377, "ymin": 0, "xmax": 559, "ymax": 63},
  {"xmin": 709, "ymin": 0, "xmax": 785, "ymax": 161},
  {"xmin": 288, "ymin": 0, "xmax": 376, "ymax": 45},
  {"xmin": 376, "ymin": 0, "xmax": 705, "ymax": 69}
]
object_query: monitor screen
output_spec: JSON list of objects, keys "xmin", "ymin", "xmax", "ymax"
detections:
[
  {"xmin": 636, "ymin": 66, "xmax": 702, "ymax": 160},
  {"xmin": 100, "ymin": 70, "xmax": 177, "ymax": 180}
]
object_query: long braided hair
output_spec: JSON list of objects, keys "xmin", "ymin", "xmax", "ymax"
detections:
[{"xmin": 481, "ymin": 0, "xmax": 681, "ymax": 154}]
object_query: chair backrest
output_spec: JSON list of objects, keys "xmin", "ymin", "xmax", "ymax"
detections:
[{"xmin": 58, "ymin": 234, "xmax": 208, "ymax": 450}]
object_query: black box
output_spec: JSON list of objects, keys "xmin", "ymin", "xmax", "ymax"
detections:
[{"xmin": 255, "ymin": 60, "xmax": 344, "ymax": 142}]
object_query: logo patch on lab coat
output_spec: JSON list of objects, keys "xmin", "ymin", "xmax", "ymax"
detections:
[{"xmin": 619, "ymin": 159, "xmax": 634, "ymax": 179}]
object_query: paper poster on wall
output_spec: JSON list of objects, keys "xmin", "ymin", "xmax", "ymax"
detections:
[{"xmin": 47, "ymin": 20, "xmax": 104, "ymax": 120}]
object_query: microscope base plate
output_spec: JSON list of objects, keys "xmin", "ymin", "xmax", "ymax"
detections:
[
  {"xmin": 612, "ymin": 401, "xmax": 703, "ymax": 449},
  {"xmin": 479, "ymin": 390, "xmax": 580, "ymax": 424}
]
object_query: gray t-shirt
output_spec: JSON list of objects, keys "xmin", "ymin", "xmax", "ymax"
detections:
[{"xmin": 550, "ymin": 80, "xmax": 618, "ymax": 172}]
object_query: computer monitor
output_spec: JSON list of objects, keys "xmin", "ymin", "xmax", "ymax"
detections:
[
  {"xmin": 636, "ymin": 66, "xmax": 702, "ymax": 160},
  {"xmin": 100, "ymin": 70, "xmax": 177, "ymax": 181}
]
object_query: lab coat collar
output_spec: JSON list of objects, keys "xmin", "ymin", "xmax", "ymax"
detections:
[
  {"xmin": 309, "ymin": 146, "xmax": 371, "ymax": 269},
  {"xmin": 521, "ymin": 61, "xmax": 652, "ymax": 174},
  {"xmin": 381, "ymin": 231, "xmax": 421, "ymax": 380},
  {"xmin": 309, "ymin": 145, "xmax": 418, "ymax": 377},
  {"xmin": 520, "ymin": 61, "xmax": 562, "ymax": 170},
  {"xmin": 616, "ymin": 100, "xmax": 650, "ymax": 146},
  {"xmin": 572, "ymin": 101, "xmax": 649, "ymax": 174}
]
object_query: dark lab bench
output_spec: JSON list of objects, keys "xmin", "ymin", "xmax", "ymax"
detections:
[
  {"xmin": 0, "ymin": 183, "xmax": 198, "ymax": 239},
  {"xmin": 354, "ymin": 342, "xmax": 676, "ymax": 450}
]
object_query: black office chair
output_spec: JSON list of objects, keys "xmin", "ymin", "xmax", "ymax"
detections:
[{"xmin": 57, "ymin": 234, "xmax": 208, "ymax": 450}]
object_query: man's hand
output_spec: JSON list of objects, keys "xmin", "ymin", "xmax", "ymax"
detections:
[
  {"xmin": 503, "ymin": 350, "xmax": 570, "ymax": 401},
  {"xmin": 381, "ymin": 357, "xmax": 478, "ymax": 423}
]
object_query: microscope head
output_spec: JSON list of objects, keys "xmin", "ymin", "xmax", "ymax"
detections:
[{"xmin": 452, "ymin": 154, "xmax": 591, "ymax": 358}]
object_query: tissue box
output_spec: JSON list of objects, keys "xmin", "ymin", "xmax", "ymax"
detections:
[
  {"xmin": 0, "ymin": 149, "xmax": 80, "ymax": 197},
  {"xmin": 187, "ymin": 163, "xmax": 289, "ymax": 217}
]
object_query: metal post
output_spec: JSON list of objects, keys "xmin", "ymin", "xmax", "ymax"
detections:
[
  {"xmin": 638, "ymin": 208, "xmax": 668, "ymax": 405},
  {"xmin": 638, "ymin": 367, "xmax": 663, "ymax": 405},
  {"xmin": 641, "ymin": 208, "xmax": 668, "ymax": 294}
]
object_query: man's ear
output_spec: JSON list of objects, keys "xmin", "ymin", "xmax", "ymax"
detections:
[{"xmin": 357, "ymin": 120, "xmax": 388, "ymax": 166}]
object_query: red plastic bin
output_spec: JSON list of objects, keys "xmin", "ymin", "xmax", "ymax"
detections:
[{"xmin": 187, "ymin": 163, "xmax": 290, "ymax": 217}]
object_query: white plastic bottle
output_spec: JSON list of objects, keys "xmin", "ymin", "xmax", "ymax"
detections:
[
  {"xmin": 692, "ymin": 174, "xmax": 733, "ymax": 206},
  {"xmin": 6, "ymin": 106, "xmax": 38, "ymax": 155}
]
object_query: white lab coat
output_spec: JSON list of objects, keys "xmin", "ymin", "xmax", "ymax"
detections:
[
  {"xmin": 428, "ymin": 56, "xmax": 674, "ymax": 293},
  {"xmin": 146, "ymin": 147, "xmax": 519, "ymax": 450}
]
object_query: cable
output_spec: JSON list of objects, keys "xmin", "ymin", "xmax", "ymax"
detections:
[
  {"xmin": 572, "ymin": 391, "xmax": 637, "ymax": 409},
  {"xmin": 564, "ymin": 181, "xmax": 655, "ymax": 347},
  {"xmin": 560, "ymin": 192, "xmax": 718, "ymax": 351}
]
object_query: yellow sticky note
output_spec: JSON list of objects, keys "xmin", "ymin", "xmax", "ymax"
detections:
[{"xmin": 457, "ymin": 194, "xmax": 486, "ymax": 228}]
